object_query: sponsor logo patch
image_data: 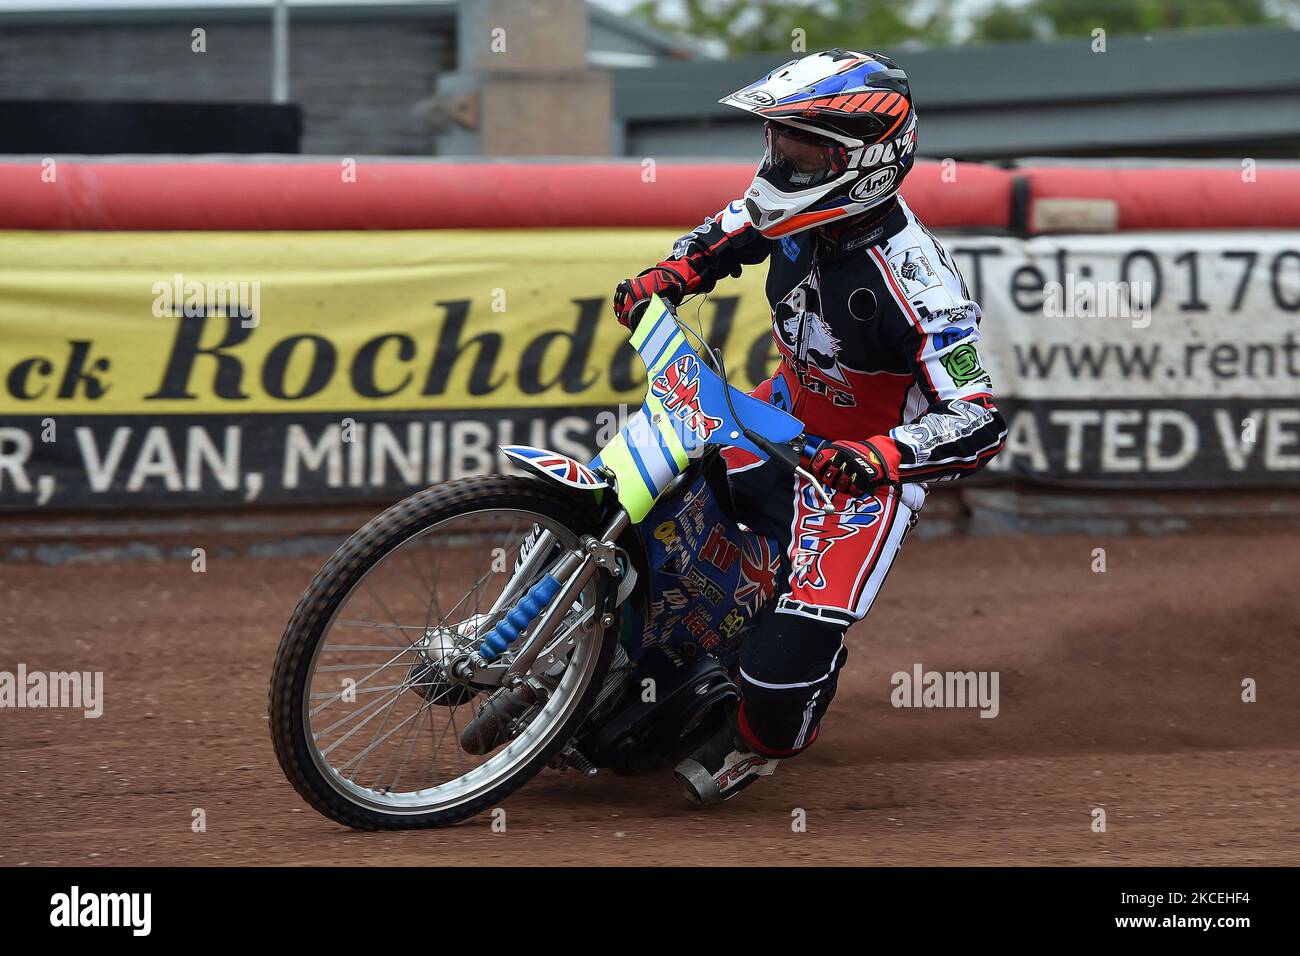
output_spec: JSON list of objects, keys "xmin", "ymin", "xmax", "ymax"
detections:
[
  {"xmin": 933, "ymin": 326, "xmax": 974, "ymax": 350},
  {"xmin": 939, "ymin": 343, "xmax": 987, "ymax": 387},
  {"xmin": 889, "ymin": 246, "xmax": 940, "ymax": 293},
  {"xmin": 734, "ymin": 88, "xmax": 777, "ymax": 107},
  {"xmin": 791, "ymin": 489, "xmax": 883, "ymax": 591}
]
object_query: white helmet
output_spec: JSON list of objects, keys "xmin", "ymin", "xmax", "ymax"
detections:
[{"xmin": 720, "ymin": 48, "xmax": 918, "ymax": 238}]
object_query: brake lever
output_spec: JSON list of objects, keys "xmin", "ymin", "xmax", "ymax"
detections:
[
  {"xmin": 749, "ymin": 433, "xmax": 836, "ymax": 513},
  {"xmin": 795, "ymin": 465, "xmax": 837, "ymax": 513}
]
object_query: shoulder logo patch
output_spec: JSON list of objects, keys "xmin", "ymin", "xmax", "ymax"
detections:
[{"xmin": 888, "ymin": 246, "xmax": 939, "ymax": 293}]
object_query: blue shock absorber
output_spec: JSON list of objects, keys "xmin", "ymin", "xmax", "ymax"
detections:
[{"xmin": 476, "ymin": 573, "xmax": 563, "ymax": 662}]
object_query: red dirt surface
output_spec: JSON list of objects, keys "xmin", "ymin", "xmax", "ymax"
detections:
[{"xmin": 2, "ymin": 531, "xmax": 1297, "ymax": 866}]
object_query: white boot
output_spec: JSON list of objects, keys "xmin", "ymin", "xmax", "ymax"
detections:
[{"xmin": 674, "ymin": 723, "xmax": 778, "ymax": 806}]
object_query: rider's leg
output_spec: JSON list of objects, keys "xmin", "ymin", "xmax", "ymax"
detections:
[
  {"xmin": 673, "ymin": 611, "xmax": 848, "ymax": 804},
  {"xmin": 735, "ymin": 610, "xmax": 846, "ymax": 756},
  {"xmin": 675, "ymin": 477, "xmax": 923, "ymax": 804},
  {"xmin": 734, "ymin": 477, "xmax": 925, "ymax": 759}
]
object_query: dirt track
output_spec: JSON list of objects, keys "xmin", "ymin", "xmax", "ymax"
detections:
[{"xmin": 2, "ymin": 529, "xmax": 1297, "ymax": 866}]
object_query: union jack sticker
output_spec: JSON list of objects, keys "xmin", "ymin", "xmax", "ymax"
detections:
[
  {"xmin": 735, "ymin": 533, "xmax": 781, "ymax": 616},
  {"xmin": 502, "ymin": 445, "xmax": 609, "ymax": 490}
]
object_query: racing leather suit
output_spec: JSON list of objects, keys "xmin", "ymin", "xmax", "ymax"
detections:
[{"xmin": 640, "ymin": 195, "xmax": 1007, "ymax": 757}]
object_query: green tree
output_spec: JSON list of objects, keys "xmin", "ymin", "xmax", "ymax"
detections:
[
  {"xmin": 630, "ymin": 0, "xmax": 956, "ymax": 55},
  {"xmin": 971, "ymin": 2, "xmax": 1042, "ymax": 42},
  {"xmin": 626, "ymin": 0, "xmax": 1294, "ymax": 53},
  {"xmin": 972, "ymin": 0, "xmax": 1285, "ymax": 44}
]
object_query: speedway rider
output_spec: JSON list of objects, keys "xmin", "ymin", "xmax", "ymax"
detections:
[{"xmin": 613, "ymin": 50, "xmax": 1008, "ymax": 805}]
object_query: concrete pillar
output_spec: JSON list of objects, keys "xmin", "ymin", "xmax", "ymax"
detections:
[{"xmin": 432, "ymin": 0, "xmax": 612, "ymax": 156}]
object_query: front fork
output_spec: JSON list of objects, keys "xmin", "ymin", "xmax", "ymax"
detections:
[{"xmin": 454, "ymin": 507, "xmax": 631, "ymax": 690}]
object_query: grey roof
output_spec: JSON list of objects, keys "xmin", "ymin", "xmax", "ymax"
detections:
[
  {"xmin": 588, "ymin": 3, "xmax": 705, "ymax": 61},
  {"xmin": 613, "ymin": 26, "xmax": 1300, "ymax": 120}
]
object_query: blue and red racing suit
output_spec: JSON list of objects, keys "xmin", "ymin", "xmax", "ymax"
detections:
[{"xmin": 628, "ymin": 196, "xmax": 1007, "ymax": 755}]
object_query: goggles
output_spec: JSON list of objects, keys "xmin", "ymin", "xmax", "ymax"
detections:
[{"xmin": 761, "ymin": 122, "xmax": 850, "ymax": 190}]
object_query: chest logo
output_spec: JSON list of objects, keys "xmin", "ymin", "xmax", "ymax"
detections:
[{"xmin": 772, "ymin": 274, "xmax": 857, "ymax": 408}]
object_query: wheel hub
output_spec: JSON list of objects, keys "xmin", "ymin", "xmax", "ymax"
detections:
[{"xmin": 407, "ymin": 617, "xmax": 483, "ymax": 706}]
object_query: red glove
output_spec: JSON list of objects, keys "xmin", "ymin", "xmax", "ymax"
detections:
[
  {"xmin": 613, "ymin": 265, "xmax": 689, "ymax": 329},
  {"xmin": 810, "ymin": 439, "xmax": 896, "ymax": 496}
]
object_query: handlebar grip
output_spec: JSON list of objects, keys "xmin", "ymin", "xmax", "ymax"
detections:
[{"xmin": 627, "ymin": 297, "xmax": 651, "ymax": 333}]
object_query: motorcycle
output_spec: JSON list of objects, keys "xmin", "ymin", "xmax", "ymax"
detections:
[{"xmin": 268, "ymin": 295, "xmax": 834, "ymax": 829}]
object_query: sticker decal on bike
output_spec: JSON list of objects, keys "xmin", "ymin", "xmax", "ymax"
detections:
[
  {"xmin": 650, "ymin": 354, "xmax": 724, "ymax": 442},
  {"xmin": 735, "ymin": 534, "xmax": 781, "ymax": 616},
  {"xmin": 676, "ymin": 488, "xmax": 709, "ymax": 543},
  {"xmin": 700, "ymin": 523, "xmax": 740, "ymax": 572},
  {"xmin": 681, "ymin": 565, "xmax": 726, "ymax": 605},
  {"xmin": 594, "ymin": 295, "xmax": 801, "ymax": 526},
  {"xmin": 502, "ymin": 445, "xmax": 608, "ymax": 489}
]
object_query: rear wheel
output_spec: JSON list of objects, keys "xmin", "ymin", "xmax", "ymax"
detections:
[{"xmin": 268, "ymin": 476, "xmax": 616, "ymax": 830}]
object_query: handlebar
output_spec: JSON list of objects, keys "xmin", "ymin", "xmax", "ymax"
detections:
[
  {"xmin": 626, "ymin": 297, "xmax": 653, "ymax": 333},
  {"xmin": 750, "ymin": 432, "xmax": 835, "ymax": 513}
]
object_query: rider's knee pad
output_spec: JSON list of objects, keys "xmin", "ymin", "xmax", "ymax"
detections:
[{"xmin": 736, "ymin": 611, "xmax": 847, "ymax": 757}]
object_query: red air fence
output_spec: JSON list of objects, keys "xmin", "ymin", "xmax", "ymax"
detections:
[{"xmin": 3, "ymin": 160, "xmax": 1299, "ymax": 232}]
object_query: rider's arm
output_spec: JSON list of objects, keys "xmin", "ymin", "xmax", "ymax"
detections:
[
  {"xmin": 614, "ymin": 199, "xmax": 770, "ymax": 326},
  {"xmin": 660, "ymin": 198, "xmax": 772, "ymax": 295},
  {"xmin": 870, "ymin": 293, "xmax": 1008, "ymax": 485}
]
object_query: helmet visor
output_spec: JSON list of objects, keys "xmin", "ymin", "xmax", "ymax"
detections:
[{"xmin": 761, "ymin": 122, "xmax": 849, "ymax": 191}]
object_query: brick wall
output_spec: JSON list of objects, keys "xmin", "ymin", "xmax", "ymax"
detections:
[{"xmin": 0, "ymin": 18, "xmax": 454, "ymax": 154}]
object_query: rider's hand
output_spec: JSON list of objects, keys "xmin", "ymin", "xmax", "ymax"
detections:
[
  {"xmin": 613, "ymin": 266, "xmax": 688, "ymax": 330},
  {"xmin": 810, "ymin": 439, "xmax": 894, "ymax": 496}
]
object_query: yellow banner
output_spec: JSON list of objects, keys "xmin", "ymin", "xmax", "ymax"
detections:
[{"xmin": 0, "ymin": 230, "xmax": 776, "ymax": 415}]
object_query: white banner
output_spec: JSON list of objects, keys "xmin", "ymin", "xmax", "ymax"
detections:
[
  {"xmin": 949, "ymin": 232, "xmax": 1300, "ymax": 401},
  {"xmin": 943, "ymin": 232, "xmax": 1300, "ymax": 485}
]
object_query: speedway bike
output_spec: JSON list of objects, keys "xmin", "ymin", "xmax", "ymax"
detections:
[{"xmin": 268, "ymin": 295, "xmax": 834, "ymax": 828}]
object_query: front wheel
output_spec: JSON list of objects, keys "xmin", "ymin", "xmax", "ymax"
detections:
[{"xmin": 269, "ymin": 476, "xmax": 616, "ymax": 830}]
